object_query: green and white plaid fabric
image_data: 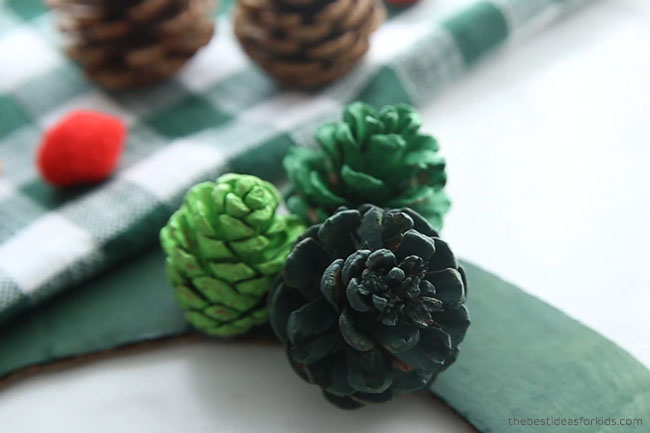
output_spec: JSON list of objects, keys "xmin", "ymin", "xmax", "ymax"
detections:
[{"xmin": 0, "ymin": 0, "xmax": 591, "ymax": 323}]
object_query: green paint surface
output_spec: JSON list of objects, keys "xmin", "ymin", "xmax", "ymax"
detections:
[
  {"xmin": 0, "ymin": 249, "xmax": 189, "ymax": 377},
  {"xmin": 433, "ymin": 263, "xmax": 650, "ymax": 432},
  {"xmin": 1, "ymin": 255, "xmax": 647, "ymax": 433}
]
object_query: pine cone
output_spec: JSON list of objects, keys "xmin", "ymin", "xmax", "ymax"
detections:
[
  {"xmin": 233, "ymin": 0, "xmax": 386, "ymax": 88},
  {"xmin": 269, "ymin": 205, "xmax": 470, "ymax": 408},
  {"xmin": 284, "ymin": 102, "xmax": 450, "ymax": 230},
  {"xmin": 161, "ymin": 174, "xmax": 305, "ymax": 337},
  {"xmin": 48, "ymin": 0, "xmax": 216, "ymax": 89}
]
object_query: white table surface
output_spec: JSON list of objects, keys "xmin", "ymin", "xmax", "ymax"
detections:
[{"xmin": 2, "ymin": 0, "xmax": 650, "ymax": 431}]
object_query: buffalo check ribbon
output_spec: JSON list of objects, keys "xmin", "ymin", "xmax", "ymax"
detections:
[{"xmin": 0, "ymin": 0, "xmax": 591, "ymax": 321}]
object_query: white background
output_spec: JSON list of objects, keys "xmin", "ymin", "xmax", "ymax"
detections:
[{"xmin": 1, "ymin": 0, "xmax": 650, "ymax": 431}]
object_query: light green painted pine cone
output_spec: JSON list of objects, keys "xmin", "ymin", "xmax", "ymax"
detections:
[{"xmin": 160, "ymin": 173, "xmax": 305, "ymax": 337}]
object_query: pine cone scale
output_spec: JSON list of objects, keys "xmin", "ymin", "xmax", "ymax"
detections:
[
  {"xmin": 339, "ymin": 0, "xmax": 372, "ymax": 29},
  {"xmin": 280, "ymin": 0, "xmax": 321, "ymax": 6},
  {"xmin": 160, "ymin": 0, "xmax": 215, "ymax": 32},
  {"xmin": 316, "ymin": 0, "xmax": 349, "ymax": 22},
  {"xmin": 129, "ymin": 0, "xmax": 172, "ymax": 21},
  {"xmin": 89, "ymin": 21, "xmax": 131, "ymax": 40},
  {"xmin": 305, "ymin": 32, "xmax": 353, "ymax": 58},
  {"xmin": 125, "ymin": 45, "xmax": 166, "ymax": 65},
  {"xmin": 161, "ymin": 30, "xmax": 213, "ymax": 54}
]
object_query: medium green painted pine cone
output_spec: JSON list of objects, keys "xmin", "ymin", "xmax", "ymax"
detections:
[
  {"xmin": 284, "ymin": 102, "xmax": 450, "ymax": 230},
  {"xmin": 161, "ymin": 174, "xmax": 305, "ymax": 337},
  {"xmin": 269, "ymin": 205, "xmax": 470, "ymax": 409}
]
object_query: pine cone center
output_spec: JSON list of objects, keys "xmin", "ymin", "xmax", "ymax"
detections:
[{"xmin": 346, "ymin": 249, "xmax": 442, "ymax": 328}]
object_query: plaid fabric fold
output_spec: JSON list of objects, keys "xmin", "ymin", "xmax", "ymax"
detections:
[{"xmin": 0, "ymin": 0, "xmax": 592, "ymax": 323}]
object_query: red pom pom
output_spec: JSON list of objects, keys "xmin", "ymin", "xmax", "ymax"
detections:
[{"xmin": 37, "ymin": 110, "xmax": 126, "ymax": 187}]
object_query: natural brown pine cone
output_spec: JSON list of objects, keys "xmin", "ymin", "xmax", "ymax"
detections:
[
  {"xmin": 233, "ymin": 0, "xmax": 386, "ymax": 88},
  {"xmin": 48, "ymin": 0, "xmax": 217, "ymax": 90}
]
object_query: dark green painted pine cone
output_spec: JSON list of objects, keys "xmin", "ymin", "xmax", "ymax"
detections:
[
  {"xmin": 284, "ymin": 102, "xmax": 450, "ymax": 230},
  {"xmin": 269, "ymin": 205, "xmax": 469, "ymax": 409},
  {"xmin": 161, "ymin": 173, "xmax": 305, "ymax": 337}
]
